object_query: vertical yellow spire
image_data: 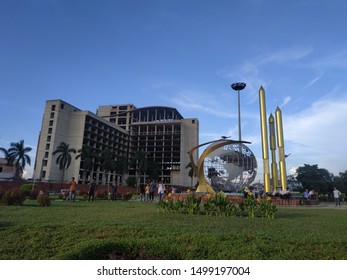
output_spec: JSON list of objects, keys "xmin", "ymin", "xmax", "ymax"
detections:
[
  {"xmin": 269, "ymin": 113, "xmax": 278, "ymax": 190},
  {"xmin": 275, "ymin": 107, "xmax": 288, "ymax": 190},
  {"xmin": 259, "ymin": 86, "xmax": 271, "ymax": 193}
]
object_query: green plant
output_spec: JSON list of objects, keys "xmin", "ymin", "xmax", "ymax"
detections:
[
  {"xmin": 244, "ymin": 194, "xmax": 258, "ymax": 218},
  {"xmin": 37, "ymin": 193, "xmax": 51, "ymax": 207},
  {"xmin": 1, "ymin": 189, "xmax": 25, "ymax": 206},
  {"xmin": 118, "ymin": 192, "xmax": 133, "ymax": 201},
  {"xmin": 185, "ymin": 192, "xmax": 201, "ymax": 215},
  {"xmin": 95, "ymin": 190, "xmax": 108, "ymax": 199},
  {"xmin": 19, "ymin": 183, "xmax": 38, "ymax": 197}
]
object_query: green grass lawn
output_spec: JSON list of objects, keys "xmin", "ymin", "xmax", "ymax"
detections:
[{"xmin": 0, "ymin": 197, "xmax": 346, "ymax": 260}]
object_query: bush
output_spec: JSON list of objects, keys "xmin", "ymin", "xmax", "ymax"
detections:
[
  {"xmin": 116, "ymin": 192, "xmax": 133, "ymax": 201},
  {"xmin": 37, "ymin": 193, "xmax": 51, "ymax": 207},
  {"xmin": 1, "ymin": 189, "xmax": 25, "ymax": 206},
  {"xmin": 0, "ymin": 186, "xmax": 4, "ymax": 200},
  {"xmin": 95, "ymin": 190, "xmax": 108, "ymax": 200},
  {"xmin": 29, "ymin": 189, "xmax": 39, "ymax": 200},
  {"xmin": 19, "ymin": 183, "xmax": 38, "ymax": 197}
]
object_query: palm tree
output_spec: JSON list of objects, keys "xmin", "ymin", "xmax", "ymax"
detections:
[
  {"xmin": 53, "ymin": 142, "xmax": 76, "ymax": 183},
  {"xmin": 76, "ymin": 145, "xmax": 98, "ymax": 183},
  {"xmin": 186, "ymin": 162, "xmax": 194, "ymax": 188},
  {"xmin": 0, "ymin": 147, "xmax": 10, "ymax": 162},
  {"xmin": 133, "ymin": 150, "xmax": 148, "ymax": 186},
  {"xmin": 114, "ymin": 155, "xmax": 128, "ymax": 185},
  {"xmin": 6, "ymin": 140, "xmax": 32, "ymax": 180},
  {"xmin": 99, "ymin": 148, "xmax": 115, "ymax": 185}
]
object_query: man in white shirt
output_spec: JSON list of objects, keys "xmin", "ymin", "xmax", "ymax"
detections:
[
  {"xmin": 333, "ymin": 188, "xmax": 342, "ymax": 206},
  {"xmin": 158, "ymin": 181, "xmax": 165, "ymax": 201}
]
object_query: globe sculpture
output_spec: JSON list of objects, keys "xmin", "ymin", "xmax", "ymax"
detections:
[
  {"xmin": 203, "ymin": 143, "xmax": 257, "ymax": 192},
  {"xmin": 188, "ymin": 139, "xmax": 257, "ymax": 193}
]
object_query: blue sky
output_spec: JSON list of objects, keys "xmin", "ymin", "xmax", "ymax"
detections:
[{"xmin": 1, "ymin": 0, "xmax": 347, "ymax": 181}]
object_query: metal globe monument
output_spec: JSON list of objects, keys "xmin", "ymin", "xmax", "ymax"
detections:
[{"xmin": 188, "ymin": 82, "xmax": 258, "ymax": 193}]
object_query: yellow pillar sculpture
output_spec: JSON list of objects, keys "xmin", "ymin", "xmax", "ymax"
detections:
[
  {"xmin": 269, "ymin": 114, "xmax": 278, "ymax": 190},
  {"xmin": 275, "ymin": 107, "xmax": 288, "ymax": 190},
  {"xmin": 259, "ymin": 86, "xmax": 271, "ymax": 193}
]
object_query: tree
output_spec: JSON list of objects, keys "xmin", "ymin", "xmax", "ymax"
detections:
[
  {"xmin": 132, "ymin": 150, "xmax": 148, "ymax": 185},
  {"xmin": 333, "ymin": 171, "xmax": 347, "ymax": 195},
  {"xmin": 147, "ymin": 160, "xmax": 161, "ymax": 181},
  {"xmin": 114, "ymin": 155, "xmax": 128, "ymax": 184},
  {"xmin": 76, "ymin": 145, "xmax": 98, "ymax": 183},
  {"xmin": 99, "ymin": 148, "xmax": 115, "ymax": 185},
  {"xmin": 53, "ymin": 142, "xmax": 76, "ymax": 183},
  {"xmin": 5, "ymin": 140, "xmax": 32, "ymax": 180},
  {"xmin": 296, "ymin": 164, "xmax": 333, "ymax": 194},
  {"xmin": 0, "ymin": 147, "xmax": 10, "ymax": 162},
  {"xmin": 186, "ymin": 162, "xmax": 194, "ymax": 188}
]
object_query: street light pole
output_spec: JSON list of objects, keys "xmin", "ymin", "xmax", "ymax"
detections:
[{"xmin": 231, "ymin": 82, "xmax": 246, "ymax": 142}]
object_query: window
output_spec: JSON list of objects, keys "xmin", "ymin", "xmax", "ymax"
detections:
[
  {"xmin": 49, "ymin": 120, "xmax": 53, "ymax": 126},
  {"xmin": 47, "ymin": 135, "xmax": 51, "ymax": 142},
  {"xmin": 0, "ymin": 167, "xmax": 3, "ymax": 173},
  {"xmin": 61, "ymin": 103, "xmax": 64, "ymax": 109},
  {"xmin": 42, "ymin": 171, "xmax": 46, "ymax": 178},
  {"xmin": 48, "ymin": 127, "xmax": 52, "ymax": 134},
  {"xmin": 51, "ymin": 105, "xmax": 56, "ymax": 111},
  {"xmin": 44, "ymin": 152, "xmax": 49, "ymax": 158},
  {"xmin": 50, "ymin": 112, "xmax": 54, "ymax": 118},
  {"xmin": 43, "ymin": 160, "xmax": 48, "ymax": 166},
  {"xmin": 46, "ymin": 143, "xmax": 50, "ymax": 150}
]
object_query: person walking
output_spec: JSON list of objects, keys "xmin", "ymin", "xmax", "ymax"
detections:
[
  {"xmin": 140, "ymin": 184, "xmax": 145, "ymax": 202},
  {"xmin": 145, "ymin": 182, "xmax": 150, "ymax": 201},
  {"xmin": 88, "ymin": 179, "xmax": 97, "ymax": 202},
  {"xmin": 158, "ymin": 181, "xmax": 165, "ymax": 201},
  {"xmin": 111, "ymin": 182, "xmax": 117, "ymax": 201},
  {"xmin": 149, "ymin": 180, "xmax": 156, "ymax": 201},
  {"xmin": 333, "ymin": 187, "xmax": 342, "ymax": 206},
  {"xmin": 68, "ymin": 177, "xmax": 77, "ymax": 202}
]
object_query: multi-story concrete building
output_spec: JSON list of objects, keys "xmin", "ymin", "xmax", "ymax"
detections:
[{"xmin": 33, "ymin": 100, "xmax": 199, "ymax": 187}]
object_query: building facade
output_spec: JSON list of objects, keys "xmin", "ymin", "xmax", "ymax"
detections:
[{"xmin": 33, "ymin": 100, "xmax": 198, "ymax": 187}]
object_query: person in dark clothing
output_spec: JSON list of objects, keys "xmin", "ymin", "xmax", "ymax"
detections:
[
  {"xmin": 88, "ymin": 179, "xmax": 97, "ymax": 202},
  {"xmin": 111, "ymin": 182, "xmax": 118, "ymax": 200}
]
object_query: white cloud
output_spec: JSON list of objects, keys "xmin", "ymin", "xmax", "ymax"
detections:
[
  {"xmin": 169, "ymin": 90, "xmax": 234, "ymax": 118},
  {"xmin": 280, "ymin": 96, "xmax": 291, "ymax": 107},
  {"xmin": 259, "ymin": 46, "xmax": 314, "ymax": 65},
  {"xmin": 302, "ymin": 72, "xmax": 323, "ymax": 90},
  {"xmin": 284, "ymin": 95, "xmax": 347, "ymax": 175}
]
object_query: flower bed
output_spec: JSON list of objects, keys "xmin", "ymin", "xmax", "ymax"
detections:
[{"xmin": 158, "ymin": 191, "xmax": 277, "ymax": 219}]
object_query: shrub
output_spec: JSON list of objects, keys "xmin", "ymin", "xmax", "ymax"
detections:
[
  {"xmin": 29, "ymin": 189, "xmax": 39, "ymax": 200},
  {"xmin": 0, "ymin": 186, "xmax": 4, "ymax": 200},
  {"xmin": 95, "ymin": 190, "xmax": 108, "ymax": 200},
  {"xmin": 1, "ymin": 189, "xmax": 25, "ymax": 206},
  {"xmin": 117, "ymin": 192, "xmax": 133, "ymax": 201},
  {"xmin": 37, "ymin": 193, "xmax": 51, "ymax": 207},
  {"xmin": 19, "ymin": 183, "xmax": 38, "ymax": 197}
]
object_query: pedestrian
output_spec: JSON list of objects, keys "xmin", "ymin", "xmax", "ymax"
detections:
[
  {"xmin": 158, "ymin": 181, "xmax": 165, "ymax": 201},
  {"xmin": 140, "ymin": 184, "xmax": 145, "ymax": 202},
  {"xmin": 303, "ymin": 189, "xmax": 309, "ymax": 200},
  {"xmin": 88, "ymin": 179, "xmax": 97, "ymax": 202},
  {"xmin": 149, "ymin": 180, "xmax": 156, "ymax": 201},
  {"xmin": 111, "ymin": 182, "xmax": 117, "ymax": 200},
  {"xmin": 68, "ymin": 177, "xmax": 77, "ymax": 202},
  {"xmin": 145, "ymin": 182, "xmax": 150, "ymax": 201},
  {"xmin": 333, "ymin": 187, "xmax": 342, "ymax": 206}
]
